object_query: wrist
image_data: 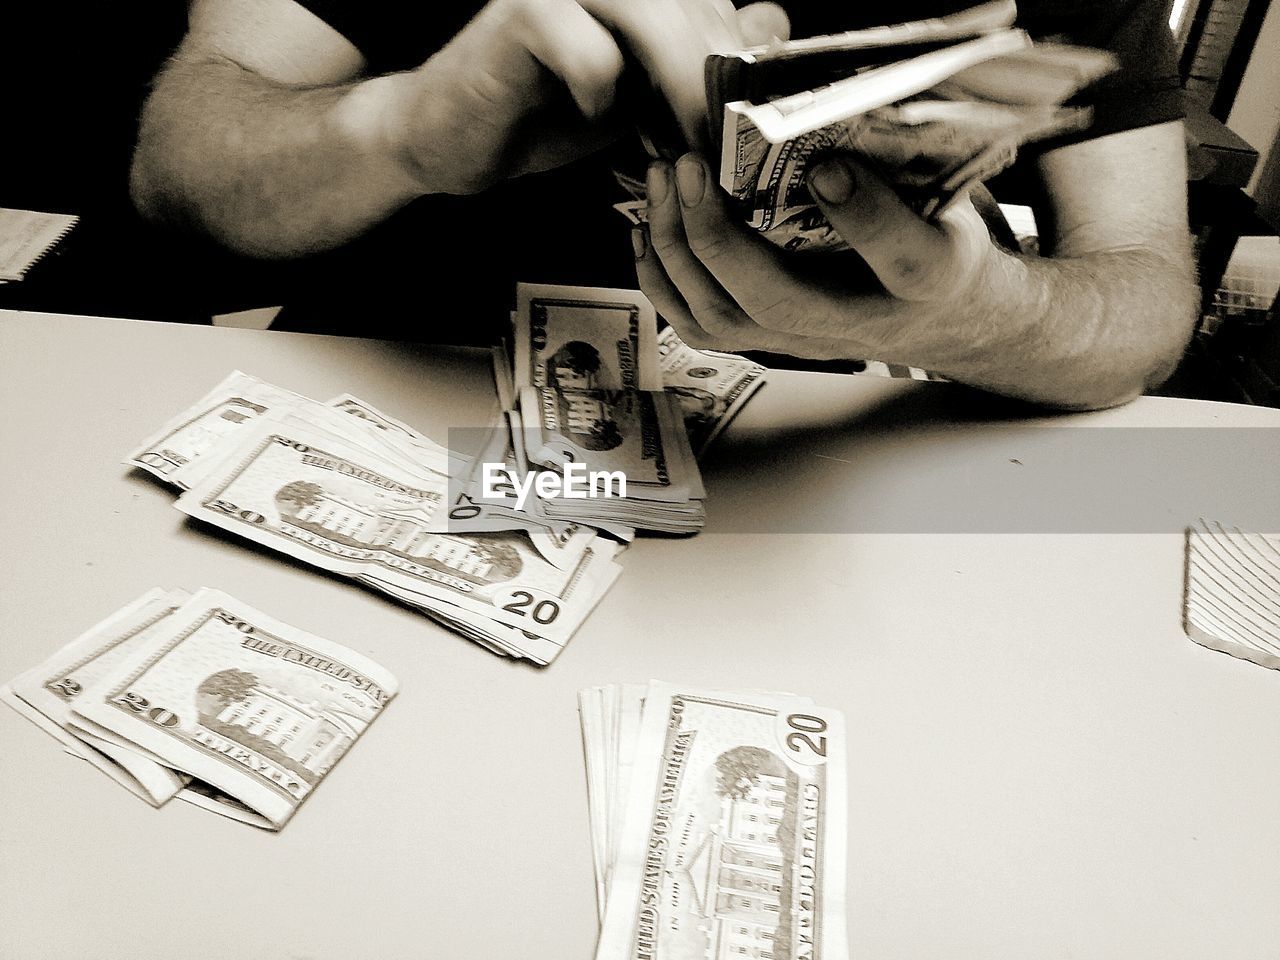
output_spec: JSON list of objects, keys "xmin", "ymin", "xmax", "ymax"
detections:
[{"xmin": 331, "ymin": 71, "xmax": 436, "ymax": 200}]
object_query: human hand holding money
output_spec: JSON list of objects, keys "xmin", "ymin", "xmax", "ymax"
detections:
[{"xmin": 610, "ymin": 2, "xmax": 1115, "ymax": 253}]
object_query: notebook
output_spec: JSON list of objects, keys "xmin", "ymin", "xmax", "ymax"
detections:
[{"xmin": 0, "ymin": 208, "xmax": 79, "ymax": 282}]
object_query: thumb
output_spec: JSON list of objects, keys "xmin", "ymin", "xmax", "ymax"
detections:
[
  {"xmin": 737, "ymin": 2, "xmax": 791, "ymax": 45},
  {"xmin": 808, "ymin": 157, "xmax": 983, "ymax": 301}
]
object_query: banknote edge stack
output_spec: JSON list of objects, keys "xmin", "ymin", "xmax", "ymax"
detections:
[
  {"xmin": 616, "ymin": 0, "xmax": 1118, "ymax": 255},
  {"xmin": 580, "ymin": 681, "xmax": 849, "ymax": 959}
]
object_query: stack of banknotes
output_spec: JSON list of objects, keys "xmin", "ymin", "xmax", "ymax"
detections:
[
  {"xmin": 607, "ymin": 1, "xmax": 1114, "ymax": 254},
  {"xmin": 580, "ymin": 682, "xmax": 848, "ymax": 959},
  {"xmin": 124, "ymin": 286, "xmax": 769, "ymax": 664},
  {"xmin": 2, "ymin": 588, "xmax": 396, "ymax": 830},
  {"xmin": 125, "ymin": 368, "xmax": 625, "ymax": 664},
  {"xmin": 510, "ymin": 284, "xmax": 715, "ymax": 533},
  {"xmin": 711, "ymin": 0, "xmax": 1116, "ymax": 252}
]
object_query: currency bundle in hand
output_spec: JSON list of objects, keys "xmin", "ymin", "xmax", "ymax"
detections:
[
  {"xmin": 2, "ymin": 588, "xmax": 397, "ymax": 830},
  {"xmin": 580, "ymin": 682, "xmax": 849, "ymax": 959},
  {"xmin": 702, "ymin": 0, "xmax": 1116, "ymax": 253}
]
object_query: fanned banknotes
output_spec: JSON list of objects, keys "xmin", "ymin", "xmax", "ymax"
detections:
[
  {"xmin": 125, "ymin": 369, "xmax": 624, "ymax": 663},
  {"xmin": 709, "ymin": 1, "xmax": 1115, "ymax": 251},
  {"xmin": 657, "ymin": 326, "xmax": 765, "ymax": 454},
  {"xmin": 582, "ymin": 682, "xmax": 848, "ymax": 959},
  {"xmin": 4, "ymin": 589, "xmax": 397, "ymax": 830},
  {"xmin": 600, "ymin": 2, "xmax": 1115, "ymax": 253}
]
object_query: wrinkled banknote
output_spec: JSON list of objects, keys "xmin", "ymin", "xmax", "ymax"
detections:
[
  {"xmin": 174, "ymin": 424, "xmax": 622, "ymax": 647},
  {"xmin": 5, "ymin": 589, "xmax": 397, "ymax": 830},
  {"xmin": 657, "ymin": 326, "xmax": 766, "ymax": 453},
  {"xmin": 71, "ymin": 588, "xmax": 397, "ymax": 829},
  {"xmin": 4, "ymin": 588, "xmax": 192, "ymax": 805},
  {"xmin": 125, "ymin": 371, "xmax": 307, "ymax": 486}
]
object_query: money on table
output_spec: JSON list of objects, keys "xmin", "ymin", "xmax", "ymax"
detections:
[
  {"xmin": 581, "ymin": 682, "xmax": 848, "ymax": 959},
  {"xmin": 123, "ymin": 287, "xmax": 772, "ymax": 662},
  {"xmin": 3, "ymin": 588, "xmax": 397, "ymax": 830}
]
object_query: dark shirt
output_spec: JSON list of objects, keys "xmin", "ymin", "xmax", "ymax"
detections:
[{"xmin": 270, "ymin": 0, "xmax": 1182, "ymax": 342}]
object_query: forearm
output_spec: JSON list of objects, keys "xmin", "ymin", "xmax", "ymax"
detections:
[
  {"xmin": 885, "ymin": 243, "xmax": 1197, "ymax": 410},
  {"xmin": 130, "ymin": 55, "xmax": 429, "ymax": 258}
]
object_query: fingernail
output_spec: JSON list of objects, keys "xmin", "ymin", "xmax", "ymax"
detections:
[
  {"xmin": 676, "ymin": 156, "xmax": 706, "ymax": 207},
  {"xmin": 631, "ymin": 227, "xmax": 648, "ymax": 260},
  {"xmin": 647, "ymin": 163, "xmax": 670, "ymax": 206},
  {"xmin": 810, "ymin": 159, "xmax": 854, "ymax": 204}
]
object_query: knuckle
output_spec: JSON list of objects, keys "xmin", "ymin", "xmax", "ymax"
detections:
[
  {"xmin": 691, "ymin": 301, "xmax": 742, "ymax": 336},
  {"xmin": 512, "ymin": 0, "xmax": 558, "ymax": 34},
  {"xmin": 686, "ymin": 226, "xmax": 734, "ymax": 264},
  {"xmin": 648, "ymin": 228, "xmax": 685, "ymax": 259},
  {"xmin": 670, "ymin": 322, "xmax": 715, "ymax": 351},
  {"xmin": 750, "ymin": 294, "xmax": 801, "ymax": 333},
  {"xmin": 586, "ymin": 39, "xmax": 625, "ymax": 80},
  {"xmin": 888, "ymin": 253, "xmax": 947, "ymax": 300}
]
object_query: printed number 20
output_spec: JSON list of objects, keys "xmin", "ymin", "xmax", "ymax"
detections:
[
  {"xmin": 785, "ymin": 713, "xmax": 827, "ymax": 758},
  {"xmin": 500, "ymin": 591, "xmax": 560, "ymax": 625}
]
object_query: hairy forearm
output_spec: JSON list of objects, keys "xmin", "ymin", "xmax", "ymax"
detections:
[
  {"xmin": 889, "ymin": 243, "xmax": 1197, "ymax": 410},
  {"xmin": 130, "ymin": 55, "xmax": 427, "ymax": 257}
]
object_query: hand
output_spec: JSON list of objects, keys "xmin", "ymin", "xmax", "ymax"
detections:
[
  {"xmin": 635, "ymin": 152, "xmax": 1015, "ymax": 366},
  {"xmin": 385, "ymin": 0, "xmax": 789, "ymax": 195}
]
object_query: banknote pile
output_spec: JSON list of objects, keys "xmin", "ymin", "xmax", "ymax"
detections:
[
  {"xmin": 2, "ymin": 588, "xmax": 396, "ymax": 830},
  {"xmin": 580, "ymin": 682, "xmax": 849, "ymax": 959},
  {"xmin": 124, "ymin": 286, "xmax": 768, "ymax": 663},
  {"xmin": 125, "ymin": 368, "xmax": 624, "ymax": 664},
  {"xmin": 509, "ymin": 284, "xmax": 709, "ymax": 533},
  {"xmin": 608, "ymin": 1, "xmax": 1107, "ymax": 255},
  {"xmin": 710, "ymin": 0, "xmax": 1117, "ymax": 252}
]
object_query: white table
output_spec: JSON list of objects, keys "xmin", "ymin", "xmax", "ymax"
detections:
[{"xmin": 2, "ymin": 310, "xmax": 1278, "ymax": 960}]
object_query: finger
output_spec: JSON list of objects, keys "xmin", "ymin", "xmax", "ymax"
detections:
[
  {"xmin": 669, "ymin": 153, "xmax": 829, "ymax": 336},
  {"xmin": 638, "ymin": 222, "xmax": 848, "ymax": 361},
  {"xmin": 631, "ymin": 224, "xmax": 689, "ymax": 331},
  {"xmin": 639, "ymin": 212, "xmax": 877, "ymax": 362},
  {"xmin": 633, "ymin": 227, "xmax": 722, "ymax": 351},
  {"xmin": 519, "ymin": 0, "xmax": 625, "ymax": 119},
  {"xmin": 646, "ymin": 160, "xmax": 770, "ymax": 340},
  {"xmin": 649, "ymin": 158, "xmax": 869, "ymax": 359},
  {"xmin": 584, "ymin": 0, "xmax": 735, "ymax": 147},
  {"xmin": 807, "ymin": 157, "xmax": 985, "ymax": 301},
  {"xmin": 737, "ymin": 2, "xmax": 790, "ymax": 45}
]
